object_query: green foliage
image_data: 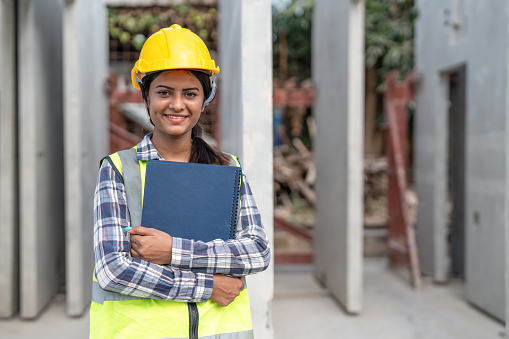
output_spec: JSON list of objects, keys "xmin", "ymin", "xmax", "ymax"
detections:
[
  {"xmin": 365, "ymin": 0, "xmax": 417, "ymax": 86},
  {"xmin": 108, "ymin": 9, "xmax": 160, "ymax": 49},
  {"xmin": 108, "ymin": 6, "xmax": 217, "ymax": 53},
  {"xmin": 272, "ymin": 0, "xmax": 416, "ymax": 86},
  {"xmin": 272, "ymin": 0, "xmax": 314, "ymax": 81}
]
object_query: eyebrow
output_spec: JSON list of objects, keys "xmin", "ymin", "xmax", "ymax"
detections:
[{"xmin": 155, "ymin": 85, "xmax": 200, "ymax": 91}]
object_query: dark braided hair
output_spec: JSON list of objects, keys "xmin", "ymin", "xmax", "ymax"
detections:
[{"xmin": 141, "ymin": 70, "xmax": 230, "ymax": 165}]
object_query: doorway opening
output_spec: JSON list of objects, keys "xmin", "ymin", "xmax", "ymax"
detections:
[{"xmin": 446, "ymin": 65, "xmax": 467, "ymax": 278}]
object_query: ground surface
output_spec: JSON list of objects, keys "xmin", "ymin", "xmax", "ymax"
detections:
[
  {"xmin": 0, "ymin": 258, "xmax": 504, "ymax": 338},
  {"xmin": 273, "ymin": 259, "xmax": 505, "ymax": 339}
]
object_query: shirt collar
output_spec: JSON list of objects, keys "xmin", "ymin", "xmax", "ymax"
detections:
[{"xmin": 136, "ymin": 133, "xmax": 163, "ymax": 161}]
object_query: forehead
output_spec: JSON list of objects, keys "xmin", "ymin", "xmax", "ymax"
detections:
[{"xmin": 152, "ymin": 70, "xmax": 201, "ymax": 88}]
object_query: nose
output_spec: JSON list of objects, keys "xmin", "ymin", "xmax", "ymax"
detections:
[{"xmin": 170, "ymin": 93, "xmax": 185, "ymax": 111}]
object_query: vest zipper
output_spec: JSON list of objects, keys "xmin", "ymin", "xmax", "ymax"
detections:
[{"xmin": 188, "ymin": 302, "xmax": 199, "ymax": 339}]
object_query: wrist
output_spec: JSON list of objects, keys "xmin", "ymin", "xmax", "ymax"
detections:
[{"xmin": 170, "ymin": 237, "xmax": 193, "ymax": 268}]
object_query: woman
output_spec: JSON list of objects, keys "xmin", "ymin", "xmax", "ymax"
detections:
[{"xmin": 90, "ymin": 24, "xmax": 270, "ymax": 339}]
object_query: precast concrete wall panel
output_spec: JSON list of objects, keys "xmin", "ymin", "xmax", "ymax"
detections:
[
  {"xmin": 415, "ymin": 0, "xmax": 508, "ymax": 321},
  {"xmin": 0, "ymin": 0, "xmax": 18, "ymax": 318},
  {"xmin": 218, "ymin": 1, "xmax": 274, "ymax": 338},
  {"xmin": 312, "ymin": 0, "xmax": 364, "ymax": 314},
  {"xmin": 63, "ymin": 0, "xmax": 108, "ymax": 316},
  {"xmin": 464, "ymin": 2, "xmax": 507, "ymax": 321},
  {"xmin": 18, "ymin": 0, "xmax": 65, "ymax": 319},
  {"xmin": 218, "ymin": 0, "xmax": 242, "ymax": 154}
]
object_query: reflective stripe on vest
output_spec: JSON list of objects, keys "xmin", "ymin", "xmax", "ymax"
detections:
[{"xmin": 90, "ymin": 147, "xmax": 253, "ymax": 339}]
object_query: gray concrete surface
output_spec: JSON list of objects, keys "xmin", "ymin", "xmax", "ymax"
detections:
[
  {"xmin": 18, "ymin": 0, "xmax": 65, "ymax": 319},
  {"xmin": 0, "ymin": 258, "xmax": 503, "ymax": 338},
  {"xmin": 0, "ymin": 0, "xmax": 18, "ymax": 318},
  {"xmin": 312, "ymin": 0, "xmax": 365, "ymax": 314},
  {"xmin": 414, "ymin": 0, "xmax": 508, "ymax": 321},
  {"xmin": 63, "ymin": 0, "xmax": 108, "ymax": 316},
  {"xmin": 274, "ymin": 259, "xmax": 505, "ymax": 339},
  {"xmin": 218, "ymin": 1, "xmax": 274, "ymax": 338}
]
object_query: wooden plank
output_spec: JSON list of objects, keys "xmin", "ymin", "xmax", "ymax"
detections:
[
  {"xmin": 275, "ymin": 251, "xmax": 313, "ymax": 265},
  {"xmin": 274, "ymin": 217, "xmax": 313, "ymax": 244}
]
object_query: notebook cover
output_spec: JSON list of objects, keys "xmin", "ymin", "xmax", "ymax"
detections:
[{"xmin": 141, "ymin": 160, "xmax": 242, "ymax": 242}]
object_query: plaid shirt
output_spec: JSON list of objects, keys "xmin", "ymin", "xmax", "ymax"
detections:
[{"xmin": 94, "ymin": 134, "xmax": 270, "ymax": 302}]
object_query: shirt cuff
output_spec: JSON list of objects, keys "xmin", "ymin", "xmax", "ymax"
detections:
[
  {"xmin": 192, "ymin": 272, "xmax": 214, "ymax": 302},
  {"xmin": 171, "ymin": 237, "xmax": 193, "ymax": 269}
]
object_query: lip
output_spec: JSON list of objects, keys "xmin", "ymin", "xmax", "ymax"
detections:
[
  {"xmin": 163, "ymin": 113, "xmax": 189, "ymax": 124},
  {"xmin": 163, "ymin": 113, "xmax": 188, "ymax": 118}
]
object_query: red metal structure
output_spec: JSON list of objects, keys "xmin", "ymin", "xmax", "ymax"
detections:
[
  {"xmin": 274, "ymin": 217, "xmax": 314, "ymax": 265},
  {"xmin": 384, "ymin": 70, "xmax": 421, "ymax": 287}
]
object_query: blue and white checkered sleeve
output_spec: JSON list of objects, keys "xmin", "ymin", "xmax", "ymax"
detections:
[
  {"xmin": 171, "ymin": 172, "xmax": 271, "ymax": 276},
  {"xmin": 94, "ymin": 160, "xmax": 214, "ymax": 302}
]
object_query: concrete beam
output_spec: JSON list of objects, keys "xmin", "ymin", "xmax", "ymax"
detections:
[{"xmin": 218, "ymin": 0, "xmax": 274, "ymax": 337}]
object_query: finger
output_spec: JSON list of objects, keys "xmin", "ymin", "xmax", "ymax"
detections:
[
  {"xmin": 130, "ymin": 248, "xmax": 140, "ymax": 258},
  {"xmin": 128, "ymin": 226, "xmax": 151, "ymax": 235},
  {"xmin": 129, "ymin": 235, "xmax": 140, "ymax": 247}
]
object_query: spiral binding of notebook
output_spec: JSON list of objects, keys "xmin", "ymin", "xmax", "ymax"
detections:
[{"xmin": 229, "ymin": 168, "xmax": 242, "ymax": 239}]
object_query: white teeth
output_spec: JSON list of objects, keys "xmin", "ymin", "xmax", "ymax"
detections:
[{"xmin": 165, "ymin": 115, "xmax": 185, "ymax": 119}]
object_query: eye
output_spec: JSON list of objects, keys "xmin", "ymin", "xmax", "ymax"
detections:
[
  {"xmin": 157, "ymin": 90, "xmax": 171, "ymax": 96},
  {"xmin": 184, "ymin": 92, "xmax": 198, "ymax": 98}
]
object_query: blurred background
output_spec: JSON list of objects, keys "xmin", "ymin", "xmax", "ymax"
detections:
[{"xmin": 0, "ymin": 0, "xmax": 508, "ymax": 338}]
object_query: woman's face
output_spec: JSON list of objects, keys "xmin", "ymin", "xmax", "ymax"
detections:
[{"xmin": 147, "ymin": 70, "xmax": 204, "ymax": 140}]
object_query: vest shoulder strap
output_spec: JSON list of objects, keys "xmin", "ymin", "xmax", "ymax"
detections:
[
  {"xmin": 117, "ymin": 147, "xmax": 143, "ymax": 227},
  {"xmin": 226, "ymin": 153, "xmax": 241, "ymax": 168}
]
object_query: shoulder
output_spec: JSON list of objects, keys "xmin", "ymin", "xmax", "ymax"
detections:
[{"xmin": 99, "ymin": 152, "xmax": 126, "ymax": 185}]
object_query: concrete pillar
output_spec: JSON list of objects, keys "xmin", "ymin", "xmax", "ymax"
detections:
[
  {"xmin": 218, "ymin": 0, "xmax": 274, "ymax": 337},
  {"xmin": 63, "ymin": 0, "xmax": 108, "ymax": 316},
  {"xmin": 0, "ymin": 0, "xmax": 18, "ymax": 318},
  {"xmin": 18, "ymin": 0, "xmax": 65, "ymax": 319},
  {"xmin": 312, "ymin": 0, "xmax": 364, "ymax": 313}
]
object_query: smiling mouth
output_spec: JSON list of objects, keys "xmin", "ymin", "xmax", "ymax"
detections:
[{"xmin": 164, "ymin": 114, "xmax": 187, "ymax": 119}]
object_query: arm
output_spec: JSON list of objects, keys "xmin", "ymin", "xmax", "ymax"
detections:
[
  {"xmin": 93, "ymin": 160, "xmax": 214, "ymax": 302},
  {"xmin": 170, "ymin": 172, "xmax": 271, "ymax": 276}
]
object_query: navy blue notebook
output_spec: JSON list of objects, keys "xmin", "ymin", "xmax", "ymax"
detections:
[{"xmin": 141, "ymin": 160, "xmax": 242, "ymax": 242}]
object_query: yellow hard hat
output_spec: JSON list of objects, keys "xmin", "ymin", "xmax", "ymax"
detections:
[{"xmin": 131, "ymin": 24, "xmax": 219, "ymax": 90}]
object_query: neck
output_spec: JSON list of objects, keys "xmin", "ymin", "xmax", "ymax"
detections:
[{"xmin": 151, "ymin": 130, "xmax": 193, "ymax": 162}]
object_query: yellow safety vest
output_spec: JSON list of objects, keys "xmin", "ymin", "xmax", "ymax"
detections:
[{"xmin": 90, "ymin": 147, "xmax": 253, "ymax": 339}]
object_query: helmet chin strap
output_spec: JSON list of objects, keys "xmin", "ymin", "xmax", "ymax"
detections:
[
  {"xmin": 136, "ymin": 71, "xmax": 148, "ymax": 102},
  {"xmin": 203, "ymin": 79, "xmax": 216, "ymax": 107}
]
